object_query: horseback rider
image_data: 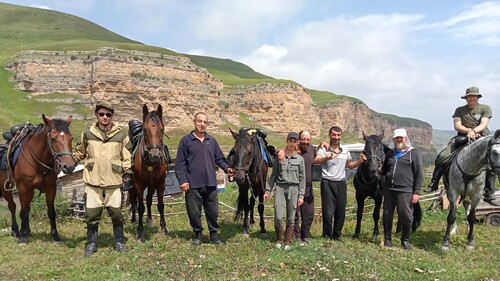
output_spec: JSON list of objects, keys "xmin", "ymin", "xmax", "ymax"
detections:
[{"xmin": 424, "ymin": 86, "xmax": 499, "ymax": 206}]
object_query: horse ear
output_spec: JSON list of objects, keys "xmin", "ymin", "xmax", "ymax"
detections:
[
  {"xmin": 495, "ymin": 129, "xmax": 500, "ymax": 139},
  {"xmin": 157, "ymin": 104, "xmax": 163, "ymax": 120},
  {"xmin": 378, "ymin": 132, "xmax": 384, "ymax": 141},
  {"xmin": 230, "ymin": 128, "xmax": 238, "ymax": 140},
  {"xmin": 142, "ymin": 104, "xmax": 148, "ymax": 122},
  {"xmin": 66, "ymin": 115, "xmax": 73, "ymax": 126},
  {"xmin": 42, "ymin": 114, "xmax": 53, "ymax": 126},
  {"xmin": 362, "ymin": 130, "xmax": 368, "ymax": 141}
]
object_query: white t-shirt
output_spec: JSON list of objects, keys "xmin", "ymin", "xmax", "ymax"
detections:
[{"xmin": 317, "ymin": 145, "xmax": 352, "ymax": 181}]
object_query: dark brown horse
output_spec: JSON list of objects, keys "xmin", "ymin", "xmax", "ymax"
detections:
[
  {"xmin": 229, "ymin": 128, "xmax": 268, "ymax": 237},
  {"xmin": 0, "ymin": 115, "xmax": 76, "ymax": 244},
  {"xmin": 352, "ymin": 132, "xmax": 385, "ymax": 241},
  {"xmin": 129, "ymin": 104, "xmax": 168, "ymax": 242}
]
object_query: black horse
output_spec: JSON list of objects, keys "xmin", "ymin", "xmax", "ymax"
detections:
[
  {"xmin": 352, "ymin": 132, "xmax": 422, "ymax": 241},
  {"xmin": 228, "ymin": 128, "xmax": 268, "ymax": 237},
  {"xmin": 352, "ymin": 133, "xmax": 385, "ymax": 241}
]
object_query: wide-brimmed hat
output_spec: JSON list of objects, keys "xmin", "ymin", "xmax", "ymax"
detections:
[
  {"xmin": 95, "ymin": 102, "xmax": 114, "ymax": 114},
  {"xmin": 461, "ymin": 86, "xmax": 482, "ymax": 99}
]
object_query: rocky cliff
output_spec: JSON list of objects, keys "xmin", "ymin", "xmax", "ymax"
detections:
[{"xmin": 5, "ymin": 47, "xmax": 433, "ymax": 148}]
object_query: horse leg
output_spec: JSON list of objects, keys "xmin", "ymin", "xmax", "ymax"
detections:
[
  {"xmin": 146, "ymin": 188, "xmax": 155, "ymax": 228},
  {"xmin": 242, "ymin": 195, "xmax": 250, "ymax": 237},
  {"xmin": 258, "ymin": 195, "xmax": 267, "ymax": 237},
  {"xmin": 2, "ymin": 190, "xmax": 19, "ymax": 237},
  {"xmin": 129, "ymin": 189, "xmax": 137, "ymax": 224},
  {"xmin": 17, "ymin": 186, "xmax": 34, "ymax": 245},
  {"xmin": 157, "ymin": 184, "xmax": 168, "ymax": 235},
  {"xmin": 372, "ymin": 195, "xmax": 382, "ymax": 242},
  {"xmin": 352, "ymin": 195, "xmax": 364, "ymax": 239},
  {"xmin": 465, "ymin": 197, "xmax": 480, "ymax": 250},
  {"xmin": 249, "ymin": 196, "xmax": 256, "ymax": 226},
  {"xmin": 442, "ymin": 197, "xmax": 457, "ymax": 251},
  {"xmin": 45, "ymin": 186, "xmax": 61, "ymax": 242},
  {"xmin": 137, "ymin": 192, "xmax": 146, "ymax": 243}
]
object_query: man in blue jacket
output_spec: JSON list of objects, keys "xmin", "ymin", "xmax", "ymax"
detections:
[{"xmin": 175, "ymin": 112, "xmax": 234, "ymax": 246}]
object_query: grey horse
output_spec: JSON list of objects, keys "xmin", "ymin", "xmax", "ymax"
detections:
[{"xmin": 442, "ymin": 129, "xmax": 500, "ymax": 250}]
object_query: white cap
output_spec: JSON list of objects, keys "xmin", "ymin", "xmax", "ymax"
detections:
[{"xmin": 392, "ymin": 128, "xmax": 407, "ymax": 138}]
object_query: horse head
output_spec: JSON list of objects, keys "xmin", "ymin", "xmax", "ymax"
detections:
[
  {"xmin": 142, "ymin": 104, "xmax": 164, "ymax": 164},
  {"xmin": 488, "ymin": 129, "xmax": 500, "ymax": 176},
  {"xmin": 230, "ymin": 128, "xmax": 257, "ymax": 184},
  {"xmin": 43, "ymin": 114, "xmax": 77, "ymax": 174},
  {"xmin": 362, "ymin": 131, "xmax": 385, "ymax": 177}
]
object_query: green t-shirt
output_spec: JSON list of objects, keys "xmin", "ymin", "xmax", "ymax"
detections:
[{"xmin": 452, "ymin": 103, "xmax": 492, "ymax": 136}]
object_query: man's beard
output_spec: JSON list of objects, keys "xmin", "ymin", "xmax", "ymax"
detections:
[{"xmin": 396, "ymin": 143, "xmax": 405, "ymax": 150}]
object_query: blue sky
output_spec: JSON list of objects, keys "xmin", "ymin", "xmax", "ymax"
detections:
[{"xmin": 3, "ymin": 0, "xmax": 500, "ymax": 131}]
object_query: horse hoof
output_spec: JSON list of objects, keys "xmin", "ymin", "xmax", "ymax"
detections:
[
  {"xmin": 371, "ymin": 236, "xmax": 378, "ymax": 243},
  {"xmin": 441, "ymin": 245, "xmax": 449, "ymax": 251},
  {"xmin": 466, "ymin": 244, "xmax": 475, "ymax": 250},
  {"xmin": 242, "ymin": 233, "xmax": 250, "ymax": 238},
  {"xmin": 18, "ymin": 238, "xmax": 27, "ymax": 246},
  {"xmin": 352, "ymin": 233, "xmax": 360, "ymax": 239},
  {"xmin": 260, "ymin": 232, "xmax": 268, "ymax": 238},
  {"xmin": 137, "ymin": 237, "xmax": 145, "ymax": 243}
]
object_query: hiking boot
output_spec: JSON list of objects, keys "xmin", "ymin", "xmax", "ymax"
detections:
[
  {"xmin": 115, "ymin": 242, "xmax": 128, "ymax": 253},
  {"xmin": 84, "ymin": 224, "xmax": 98, "ymax": 257}
]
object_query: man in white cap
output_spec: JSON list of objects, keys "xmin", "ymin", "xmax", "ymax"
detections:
[
  {"xmin": 381, "ymin": 128, "xmax": 423, "ymax": 250},
  {"xmin": 425, "ymin": 86, "xmax": 498, "ymax": 206}
]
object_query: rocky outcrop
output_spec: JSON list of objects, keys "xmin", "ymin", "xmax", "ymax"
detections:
[{"xmin": 5, "ymin": 48, "xmax": 432, "ymax": 148}]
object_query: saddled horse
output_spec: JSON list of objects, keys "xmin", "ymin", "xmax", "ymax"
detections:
[
  {"xmin": 0, "ymin": 115, "xmax": 76, "ymax": 244},
  {"xmin": 353, "ymin": 132, "xmax": 422, "ymax": 241},
  {"xmin": 352, "ymin": 132, "xmax": 385, "ymax": 241},
  {"xmin": 229, "ymin": 128, "xmax": 268, "ymax": 237},
  {"xmin": 442, "ymin": 130, "xmax": 500, "ymax": 250},
  {"xmin": 129, "ymin": 104, "xmax": 168, "ymax": 242}
]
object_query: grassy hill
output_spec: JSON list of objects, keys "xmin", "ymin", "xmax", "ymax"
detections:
[{"xmin": 0, "ymin": 2, "xmax": 428, "ymax": 138}]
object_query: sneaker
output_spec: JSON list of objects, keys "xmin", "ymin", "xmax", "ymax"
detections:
[
  {"xmin": 284, "ymin": 244, "xmax": 291, "ymax": 251},
  {"xmin": 275, "ymin": 242, "xmax": 282, "ymax": 249},
  {"xmin": 302, "ymin": 237, "xmax": 312, "ymax": 244},
  {"xmin": 210, "ymin": 239, "xmax": 225, "ymax": 245},
  {"xmin": 402, "ymin": 241, "xmax": 412, "ymax": 250},
  {"xmin": 384, "ymin": 240, "xmax": 393, "ymax": 247}
]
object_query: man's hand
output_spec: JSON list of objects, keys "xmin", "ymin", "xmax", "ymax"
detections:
[
  {"xmin": 359, "ymin": 152, "xmax": 367, "ymax": 162},
  {"xmin": 411, "ymin": 194, "xmax": 420, "ymax": 204},
  {"xmin": 298, "ymin": 198, "xmax": 304, "ymax": 206},
  {"xmin": 226, "ymin": 167, "xmax": 235, "ymax": 177},
  {"xmin": 263, "ymin": 193, "xmax": 269, "ymax": 202},
  {"xmin": 181, "ymin": 183, "xmax": 190, "ymax": 192},
  {"xmin": 277, "ymin": 149, "xmax": 285, "ymax": 161}
]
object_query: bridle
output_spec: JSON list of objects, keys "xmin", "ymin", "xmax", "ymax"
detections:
[
  {"xmin": 21, "ymin": 125, "xmax": 74, "ymax": 173},
  {"xmin": 141, "ymin": 112, "xmax": 165, "ymax": 165}
]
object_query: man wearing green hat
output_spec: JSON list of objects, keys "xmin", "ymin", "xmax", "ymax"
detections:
[
  {"xmin": 75, "ymin": 102, "xmax": 133, "ymax": 256},
  {"xmin": 425, "ymin": 86, "xmax": 499, "ymax": 206}
]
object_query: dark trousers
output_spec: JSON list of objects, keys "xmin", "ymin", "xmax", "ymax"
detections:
[
  {"xmin": 185, "ymin": 186, "xmax": 219, "ymax": 234},
  {"xmin": 294, "ymin": 192, "xmax": 315, "ymax": 239},
  {"xmin": 383, "ymin": 189, "xmax": 413, "ymax": 237},
  {"xmin": 321, "ymin": 179, "xmax": 347, "ymax": 239}
]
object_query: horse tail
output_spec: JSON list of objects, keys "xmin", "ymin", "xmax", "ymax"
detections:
[{"xmin": 412, "ymin": 202, "xmax": 422, "ymax": 232}]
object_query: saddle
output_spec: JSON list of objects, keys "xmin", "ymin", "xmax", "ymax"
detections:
[
  {"xmin": 0, "ymin": 123, "xmax": 34, "ymax": 170},
  {"xmin": 233, "ymin": 127, "xmax": 275, "ymax": 167}
]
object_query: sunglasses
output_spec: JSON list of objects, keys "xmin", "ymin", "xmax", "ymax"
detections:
[{"xmin": 98, "ymin": 112, "xmax": 113, "ymax": 117}]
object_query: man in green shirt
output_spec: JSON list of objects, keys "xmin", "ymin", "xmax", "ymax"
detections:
[{"xmin": 425, "ymin": 86, "xmax": 499, "ymax": 206}]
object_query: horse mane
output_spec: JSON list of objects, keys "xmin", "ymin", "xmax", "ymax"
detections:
[{"xmin": 144, "ymin": 110, "xmax": 163, "ymax": 125}]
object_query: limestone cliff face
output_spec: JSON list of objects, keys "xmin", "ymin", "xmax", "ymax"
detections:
[{"xmin": 5, "ymin": 48, "xmax": 432, "ymax": 148}]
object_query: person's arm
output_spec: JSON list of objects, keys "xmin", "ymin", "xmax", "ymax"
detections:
[
  {"xmin": 121, "ymin": 135, "xmax": 133, "ymax": 173},
  {"xmin": 74, "ymin": 131, "xmax": 87, "ymax": 162},
  {"xmin": 264, "ymin": 158, "xmax": 279, "ymax": 201},
  {"xmin": 297, "ymin": 158, "xmax": 305, "ymax": 206},
  {"xmin": 346, "ymin": 152, "xmax": 366, "ymax": 169},
  {"xmin": 314, "ymin": 147, "xmax": 334, "ymax": 164},
  {"xmin": 410, "ymin": 150, "xmax": 424, "ymax": 203},
  {"xmin": 174, "ymin": 139, "xmax": 189, "ymax": 191}
]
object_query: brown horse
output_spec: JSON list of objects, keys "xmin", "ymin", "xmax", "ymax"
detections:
[
  {"xmin": 229, "ymin": 128, "xmax": 268, "ymax": 237},
  {"xmin": 0, "ymin": 115, "xmax": 76, "ymax": 244},
  {"xmin": 129, "ymin": 104, "xmax": 168, "ymax": 242}
]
